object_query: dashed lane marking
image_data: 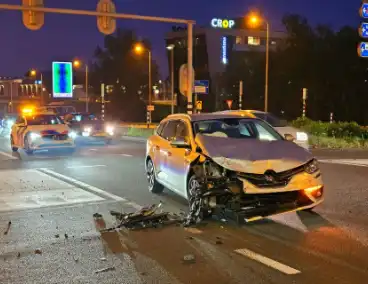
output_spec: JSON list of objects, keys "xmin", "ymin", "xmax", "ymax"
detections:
[
  {"xmin": 66, "ymin": 165, "xmax": 107, "ymax": 169},
  {"xmin": 0, "ymin": 151, "xmax": 18, "ymax": 160},
  {"xmin": 121, "ymin": 154, "xmax": 133, "ymax": 157},
  {"xmin": 234, "ymin": 248, "xmax": 301, "ymax": 275}
]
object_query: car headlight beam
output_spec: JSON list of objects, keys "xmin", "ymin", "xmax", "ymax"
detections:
[
  {"xmin": 304, "ymin": 159, "xmax": 319, "ymax": 174},
  {"xmin": 106, "ymin": 125, "xmax": 114, "ymax": 135},
  {"xmin": 69, "ymin": 131, "xmax": 77, "ymax": 139}
]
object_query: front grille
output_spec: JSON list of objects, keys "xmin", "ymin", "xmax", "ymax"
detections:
[
  {"xmin": 238, "ymin": 164, "xmax": 305, "ymax": 188},
  {"xmin": 42, "ymin": 134, "xmax": 68, "ymax": 141}
]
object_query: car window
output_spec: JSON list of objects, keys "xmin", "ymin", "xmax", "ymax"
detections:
[
  {"xmin": 252, "ymin": 112, "xmax": 287, "ymax": 127},
  {"xmin": 15, "ymin": 116, "xmax": 25, "ymax": 124},
  {"xmin": 175, "ymin": 120, "xmax": 190, "ymax": 142},
  {"xmin": 161, "ymin": 120, "xmax": 178, "ymax": 141},
  {"xmin": 193, "ymin": 118, "xmax": 283, "ymax": 141},
  {"xmin": 27, "ymin": 115, "xmax": 63, "ymax": 125},
  {"xmin": 156, "ymin": 121, "xmax": 167, "ymax": 136}
]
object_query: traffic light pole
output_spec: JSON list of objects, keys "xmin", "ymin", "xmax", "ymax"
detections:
[{"xmin": 0, "ymin": 3, "xmax": 195, "ymax": 116}]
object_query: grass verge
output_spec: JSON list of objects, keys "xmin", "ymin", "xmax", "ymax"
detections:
[{"xmin": 310, "ymin": 135, "xmax": 368, "ymax": 149}]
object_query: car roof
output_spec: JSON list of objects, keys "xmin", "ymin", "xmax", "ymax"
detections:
[
  {"xmin": 216, "ymin": 110, "xmax": 266, "ymax": 114},
  {"xmin": 166, "ymin": 112, "xmax": 257, "ymax": 122}
]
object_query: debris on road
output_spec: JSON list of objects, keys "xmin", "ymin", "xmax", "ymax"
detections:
[
  {"xmin": 17, "ymin": 252, "xmax": 20, "ymax": 258},
  {"xmin": 100, "ymin": 257, "xmax": 107, "ymax": 261},
  {"xmin": 182, "ymin": 254, "xmax": 196, "ymax": 264},
  {"xmin": 64, "ymin": 233, "xmax": 68, "ymax": 239},
  {"xmin": 34, "ymin": 249, "xmax": 42, "ymax": 255},
  {"xmin": 4, "ymin": 221, "xmax": 11, "ymax": 235},
  {"xmin": 95, "ymin": 267, "xmax": 116, "ymax": 274},
  {"xmin": 55, "ymin": 234, "xmax": 60, "ymax": 238}
]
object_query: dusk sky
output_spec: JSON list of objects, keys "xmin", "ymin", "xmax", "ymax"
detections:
[{"xmin": 0, "ymin": 0, "xmax": 359, "ymax": 78}]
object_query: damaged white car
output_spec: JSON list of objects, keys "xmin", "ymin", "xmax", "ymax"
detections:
[{"xmin": 145, "ymin": 113, "xmax": 324, "ymax": 223}]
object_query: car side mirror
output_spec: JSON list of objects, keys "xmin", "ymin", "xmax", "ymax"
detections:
[
  {"xmin": 170, "ymin": 138, "xmax": 191, "ymax": 148},
  {"xmin": 284, "ymin": 133, "xmax": 295, "ymax": 142}
]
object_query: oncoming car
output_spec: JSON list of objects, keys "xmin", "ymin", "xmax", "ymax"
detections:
[
  {"xmin": 216, "ymin": 110, "xmax": 309, "ymax": 149},
  {"xmin": 145, "ymin": 113, "xmax": 324, "ymax": 221},
  {"xmin": 10, "ymin": 112, "xmax": 76, "ymax": 154}
]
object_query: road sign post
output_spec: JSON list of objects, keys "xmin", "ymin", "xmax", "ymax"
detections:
[
  {"xmin": 194, "ymin": 80, "xmax": 209, "ymax": 94},
  {"xmin": 22, "ymin": 0, "xmax": 44, "ymax": 30},
  {"xmin": 101, "ymin": 83, "xmax": 105, "ymax": 120},
  {"xmin": 360, "ymin": 3, "xmax": 368, "ymax": 18},
  {"xmin": 302, "ymin": 88, "xmax": 307, "ymax": 118},
  {"xmin": 196, "ymin": 100, "xmax": 202, "ymax": 112},
  {"xmin": 359, "ymin": 22, "xmax": 368, "ymax": 38},
  {"xmin": 239, "ymin": 81, "xmax": 243, "ymax": 110}
]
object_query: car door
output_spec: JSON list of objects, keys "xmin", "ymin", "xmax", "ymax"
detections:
[
  {"xmin": 166, "ymin": 119, "xmax": 193, "ymax": 196},
  {"xmin": 148, "ymin": 120, "xmax": 168, "ymax": 176},
  {"xmin": 155, "ymin": 119, "xmax": 178, "ymax": 189}
]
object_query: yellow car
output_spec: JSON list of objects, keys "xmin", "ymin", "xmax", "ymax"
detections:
[{"xmin": 145, "ymin": 113, "xmax": 323, "ymax": 222}]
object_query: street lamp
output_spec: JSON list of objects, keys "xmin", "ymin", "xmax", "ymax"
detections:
[
  {"xmin": 73, "ymin": 59, "xmax": 89, "ymax": 112},
  {"xmin": 247, "ymin": 13, "xmax": 270, "ymax": 113},
  {"xmin": 30, "ymin": 69, "xmax": 44, "ymax": 105},
  {"xmin": 134, "ymin": 43, "xmax": 152, "ymax": 126},
  {"xmin": 167, "ymin": 44, "xmax": 175, "ymax": 114}
]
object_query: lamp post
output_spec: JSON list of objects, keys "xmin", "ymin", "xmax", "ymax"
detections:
[
  {"xmin": 167, "ymin": 44, "xmax": 175, "ymax": 114},
  {"xmin": 30, "ymin": 69, "xmax": 43, "ymax": 105},
  {"xmin": 248, "ymin": 13, "xmax": 270, "ymax": 112},
  {"xmin": 134, "ymin": 43, "xmax": 152, "ymax": 126},
  {"xmin": 73, "ymin": 60, "xmax": 89, "ymax": 112}
]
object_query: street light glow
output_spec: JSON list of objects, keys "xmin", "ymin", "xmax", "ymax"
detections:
[
  {"xmin": 166, "ymin": 44, "xmax": 175, "ymax": 50},
  {"xmin": 30, "ymin": 69, "xmax": 36, "ymax": 76},
  {"xmin": 247, "ymin": 13, "xmax": 262, "ymax": 27},
  {"xmin": 73, "ymin": 60, "xmax": 81, "ymax": 68},
  {"xmin": 134, "ymin": 44, "xmax": 144, "ymax": 54}
]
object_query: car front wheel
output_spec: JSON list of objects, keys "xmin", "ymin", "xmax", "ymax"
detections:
[{"xmin": 146, "ymin": 159, "xmax": 164, "ymax": 194}]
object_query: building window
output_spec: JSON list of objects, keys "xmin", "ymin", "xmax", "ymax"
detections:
[
  {"xmin": 236, "ymin": 36, "xmax": 242, "ymax": 44},
  {"xmin": 271, "ymin": 40, "xmax": 277, "ymax": 45},
  {"xmin": 248, "ymin": 36, "xmax": 260, "ymax": 46}
]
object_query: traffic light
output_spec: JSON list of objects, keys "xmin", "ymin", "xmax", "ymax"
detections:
[{"xmin": 22, "ymin": 0, "xmax": 44, "ymax": 31}]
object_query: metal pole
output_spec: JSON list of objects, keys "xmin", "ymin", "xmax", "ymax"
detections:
[
  {"xmin": 101, "ymin": 83, "xmax": 105, "ymax": 120},
  {"xmin": 85, "ymin": 65, "xmax": 89, "ymax": 112},
  {"xmin": 302, "ymin": 88, "xmax": 307, "ymax": 118},
  {"xmin": 148, "ymin": 50, "xmax": 152, "ymax": 125},
  {"xmin": 10, "ymin": 81, "xmax": 13, "ymax": 112},
  {"xmin": 239, "ymin": 80, "xmax": 243, "ymax": 110},
  {"xmin": 264, "ymin": 22, "xmax": 269, "ymax": 113},
  {"xmin": 170, "ymin": 48, "xmax": 174, "ymax": 114},
  {"xmin": 330, "ymin": 112, "xmax": 333, "ymax": 123},
  {"xmin": 40, "ymin": 73, "xmax": 43, "ymax": 106},
  {"xmin": 187, "ymin": 22, "xmax": 193, "ymax": 114}
]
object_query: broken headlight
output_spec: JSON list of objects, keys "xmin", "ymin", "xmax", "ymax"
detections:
[
  {"xmin": 204, "ymin": 160, "xmax": 223, "ymax": 178},
  {"xmin": 304, "ymin": 159, "xmax": 319, "ymax": 174}
]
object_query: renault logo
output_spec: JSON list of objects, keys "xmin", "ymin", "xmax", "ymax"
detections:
[{"xmin": 264, "ymin": 170, "xmax": 276, "ymax": 183}]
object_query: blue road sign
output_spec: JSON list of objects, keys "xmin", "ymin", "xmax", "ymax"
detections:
[
  {"xmin": 194, "ymin": 80, "xmax": 209, "ymax": 94},
  {"xmin": 358, "ymin": 42, "xmax": 368, "ymax": 57},
  {"xmin": 361, "ymin": 3, "xmax": 368, "ymax": 18},
  {"xmin": 360, "ymin": 22, "xmax": 368, "ymax": 38}
]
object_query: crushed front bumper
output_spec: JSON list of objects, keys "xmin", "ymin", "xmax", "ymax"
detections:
[{"xmin": 30, "ymin": 138, "xmax": 75, "ymax": 150}]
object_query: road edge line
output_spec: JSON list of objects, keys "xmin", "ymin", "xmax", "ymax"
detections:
[
  {"xmin": 0, "ymin": 150, "xmax": 18, "ymax": 160},
  {"xmin": 37, "ymin": 168, "xmax": 129, "ymax": 203},
  {"xmin": 234, "ymin": 248, "xmax": 301, "ymax": 275}
]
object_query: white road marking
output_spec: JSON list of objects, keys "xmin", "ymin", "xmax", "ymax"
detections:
[
  {"xmin": 38, "ymin": 168, "xmax": 127, "ymax": 202},
  {"xmin": 234, "ymin": 248, "xmax": 301, "ymax": 275},
  {"xmin": 269, "ymin": 212, "xmax": 308, "ymax": 233},
  {"xmin": 319, "ymin": 159, "xmax": 368, "ymax": 167},
  {"xmin": 66, "ymin": 165, "xmax": 107, "ymax": 169},
  {"xmin": 121, "ymin": 154, "xmax": 133, "ymax": 157},
  {"xmin": 0, "ymin": 151, "xmax": 18, "ymax": 160},
  {"xmin": 89, "ymin": 149, "xmax": 98, "ymax": 151}
]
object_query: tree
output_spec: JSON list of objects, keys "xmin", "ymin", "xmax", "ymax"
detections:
[{"xmin": 91, "ymin": 29, "xmax": 160, "ymax": 121}]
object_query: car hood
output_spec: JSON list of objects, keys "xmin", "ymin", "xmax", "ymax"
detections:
[{"xmin": 195, "ymin": 134, "xmax": 313, "ymax": 174}]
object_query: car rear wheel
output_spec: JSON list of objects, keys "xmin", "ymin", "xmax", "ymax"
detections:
[
  {"xmin": 10, "ymin": 136, "xmax": 18, "ymax": 152},
  {"xmin": 24, "ymin": 136, "xmax": 33, "ymax": 155},
  {"xmin": 146, "ymin": 159, "xmax": 164, "ymax": 194}
]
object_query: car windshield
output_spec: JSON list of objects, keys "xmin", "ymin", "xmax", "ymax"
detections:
[
  {"xmin": 27, "ymin": 115, "xmax": 63, "ymax": 125},
  {"xmin": 193, "ymin": 118, "xmax": 283, "ymax": 141},
  {"xmin": 71, "ymin": 114, "xmax": 99, "ymax": 122},
  {"xmin": 251, "ymin": 112, "xmax": 287, "ymax": 127}
]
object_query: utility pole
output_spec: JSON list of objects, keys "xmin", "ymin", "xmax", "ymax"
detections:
[
  {"xmin": 187, "ymin": 22, "xmax": 193, "ymax": 114},
  {"xmin": 239, "ymin": 80, "xmax": 243, "ymax": 110},
  {"xmin": 101, "ymin": 83, "xmax": 105, "ymax": 120},
  {"xmin": 302, "ymin": 88, "xmax": 307, "ymax": 118}
]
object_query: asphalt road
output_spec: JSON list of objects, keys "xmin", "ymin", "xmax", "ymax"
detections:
[{"xmin": 0, "ymin": 133, "xmax": 368, "ymax": 283}]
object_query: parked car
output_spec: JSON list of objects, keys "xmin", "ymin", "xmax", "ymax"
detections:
[
  {"xmin": 145, "ymin": 113, "xmax": 324, "ymax": 221},
  {"xmin": 215, "ymin": 110, "xmax": 309, "ymax": 149}
]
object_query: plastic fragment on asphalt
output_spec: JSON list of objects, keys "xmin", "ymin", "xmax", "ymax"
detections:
[
  {"xmin": 4, "ymin": 221, "xmax": 11, "ymax": 235},
  {"xmin": 95, "ymin": 267, "xmax": 116, "ymax": 274},
  {"xmin": 100, "ymin": 257, "xmax": 107, "ymax": 261},
  {"xmin": 183, "ymin": 254, "xmax": 196, "ymax": 264},
  {"xmin": 17, "ymin": 252, "xmax": 20, "ymax": 258},
  {"xmin": 34, "ymin": 249, "xmax": 42, "ymax": 255}
]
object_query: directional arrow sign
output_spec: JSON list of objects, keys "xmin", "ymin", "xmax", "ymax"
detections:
[
  {"xmin": 358, "ymin": 42, "xmax": 368, "ymax": 58},
  {"xmin": 360, "ymin": 3, "xmax": 368, "ymax": 18},
  {"xmin": 359, "ymin": 22, "xmax": 368, "ymax": 38}
]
